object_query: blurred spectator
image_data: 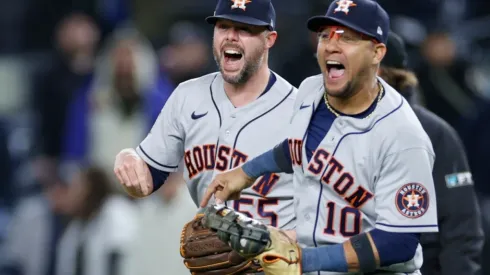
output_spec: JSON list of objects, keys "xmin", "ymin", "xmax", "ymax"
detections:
[
  {"xmin": 122, "ymin": 172, "xmax": 196, "ymax": 275},
  {"xmin": 61, "ymin": 26, "xmax": 174, "ymax": 188},
  {"xmin": 0, "ymin": 120, "xmax": 11, "ymax": 248},
  {"xmin": 96, "ymin": 0, "xmax": 131, "ymax": 37},
  {"xmin": 0, "ymin": 0, "xmax": 26, "ymax": 54},
  {"xmin": 159, "ymin": 21, "xmax": 214, "ymax": 85},
  {"xmin": 22, "ymin": 0, "xmax": 130, "ymax": 52},
  {"xmin": 31, "ymin": 13, "xmax": 100, "ymax": 186},
  {"xmin": 0, "ymin": 119, "xmax": 13, "ymax": 210},
  {"xmin": 55, "ymin": 166, "xmax": 137, "ymax": 275},
  {"xmin": 0, "ymin": 172, "xmax": 68, "ymax": 275},
  {"xmin": 415, "ymin": 32, "xmax": 480, "ymax": 130}
]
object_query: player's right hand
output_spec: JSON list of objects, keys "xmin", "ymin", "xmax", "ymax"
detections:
[
  {"xmin": 200, "ymin": 167, "xmax": 255, "ymax": 207},
  {"xmin": 114, "ymin": 148, "xmax": 153, "ymax": 198}
]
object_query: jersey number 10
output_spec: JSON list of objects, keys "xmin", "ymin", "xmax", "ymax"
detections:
[{"xmin": 324, "ymin": 201, "xmax": 361, "ymax": 237}]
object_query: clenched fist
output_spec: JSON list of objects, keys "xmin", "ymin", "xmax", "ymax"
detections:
[{"xmin": 114, "ymin": 148, "xmax": 153, "ymax": 198}]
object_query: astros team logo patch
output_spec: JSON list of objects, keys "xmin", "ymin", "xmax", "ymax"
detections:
[
  {"xmin": 395, "ymin": 183, "xmax": 429, "ymax": 219},
  {"xmin": 334, "ymin": 0, "xmax": 357, "ymax": 14},
  {"xmin": 231, "ymin": 0, "xmax": 251, "ymax": 11}
]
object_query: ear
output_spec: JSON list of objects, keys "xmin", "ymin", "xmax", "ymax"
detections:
[
  {"xmin": 372, "ymin": 43, "xmax": 387, "ymax": 65},
  {"xmin": 265, "ymin": 31, "xmax": 278, "ymax": 49}
]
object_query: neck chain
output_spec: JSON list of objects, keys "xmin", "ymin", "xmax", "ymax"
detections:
[{"xmin": 324, "ymin": 81, "xmax": 384, "ymax": 119}]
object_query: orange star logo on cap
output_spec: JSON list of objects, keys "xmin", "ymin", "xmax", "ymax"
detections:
[
  {"xmin": 334, "ymin": 0, "xmax": 357, "ymax": 14},
  {"xmin": 231, "ymin": 0, "xmax": 252, "ymax": 11}
]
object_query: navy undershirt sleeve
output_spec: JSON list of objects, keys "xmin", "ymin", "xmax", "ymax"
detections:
[
  {"xmin": 370, "ymin": 229, "xmax": 420, "ymax": 266},
  {"xmin": 147, "ymin": 165, "xmax": 170, "ymax": 192},
  {"xmin": 276, "ymin": 139, "xmax": 293, "ymax": 173},
  {"xmin": 241, "ymin": 139, "xmax": 293, "ymax": 178}
]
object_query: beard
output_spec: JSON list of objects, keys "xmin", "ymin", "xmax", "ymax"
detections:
[
  {"xmin": 213, "ymin": 40, "xmax": 264, "ymax": 85},
  {"xmin": 325, "ymin": 80, "xmax": 355, "ymax": 99},
  {"xmin": 324, "ymin": 64, "xmax": 370, "ymax": 99}
]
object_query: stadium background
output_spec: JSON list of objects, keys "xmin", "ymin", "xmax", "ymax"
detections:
[{"xmin": 0, "ymin": 0, "xmax": 490, "ymax": 274}]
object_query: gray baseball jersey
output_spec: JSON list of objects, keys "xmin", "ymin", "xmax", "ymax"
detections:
[
  {"xmin": 136, "ymin": 72, "xmax": 297, "ymax": 230},
  {"xmin": 288, "ymin": 75, "xmax": 438, "ymax": 274}
]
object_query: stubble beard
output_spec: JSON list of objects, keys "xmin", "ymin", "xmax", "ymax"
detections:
[{"xmin": 213, "ymin": 42, "xmax": 264, "ymax": 85}]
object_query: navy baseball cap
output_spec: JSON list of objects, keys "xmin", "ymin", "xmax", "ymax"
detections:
[
  {"xmin": 206, "ymin": 0, "xmax": 276, "ymax": 30},
  {"xmin": 307, "ymin": 0, "xmax": 390, "ymax": 44},
  {"xmin": 382, "ymin": 32, "xmax": 408, "ymax": 69}
]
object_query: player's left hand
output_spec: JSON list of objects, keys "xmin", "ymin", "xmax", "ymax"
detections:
[
  {"xmin": 203, "ymin": 205, "xmax": 302, "ymax": 275},
  {"xmin": 255, "ymin": 227, "xmax": 302, "ymax": 275}
]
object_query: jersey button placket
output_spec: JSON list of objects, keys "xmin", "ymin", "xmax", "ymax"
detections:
[
  {"xmin": 304, "ymin": 213, "xmax": 310, "ymax": 221},
  {"xmin": 304, "ymin": 207, "xmax": 314, "ymax": 223}
]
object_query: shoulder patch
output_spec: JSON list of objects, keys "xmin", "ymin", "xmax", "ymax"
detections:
[
  {"xmin": 395, "ymin": 183, "xmax": 430, "ymax": 219},
  {"xmin": 445, "ymin": 172, "xmax": 473, "ymax": 188}
]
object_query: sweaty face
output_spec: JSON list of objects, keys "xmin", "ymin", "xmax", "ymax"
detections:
[
  {"xmin": 213, "ymin": 20, "xmax": 267, "ymax": 85},
  {"xmin": 316, "ymin": 26, "xmax": 376, "ymax": 98}
]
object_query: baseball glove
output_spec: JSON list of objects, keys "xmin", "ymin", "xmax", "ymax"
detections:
[
  {"xmin": 180, "ymin": 213, "xmax": 263, "ymax": 274},
  {"xmin": 203, "ymin": 205, "xmax": 302, "ymax": 275}
]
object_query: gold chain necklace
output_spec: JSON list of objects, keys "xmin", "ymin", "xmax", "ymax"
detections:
[{"xmin": 324, "ymin": 81, "xmax": 384, "ymax": 119}]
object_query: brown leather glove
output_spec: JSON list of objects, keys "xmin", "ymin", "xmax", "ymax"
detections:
[{"xmin": 180, "ymin": 214, "xmax": 263, "ymax": 274}]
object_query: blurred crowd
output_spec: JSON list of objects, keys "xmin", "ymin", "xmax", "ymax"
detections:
[{"xmin": 0, "ymin": 0, "xmax": 490, "ymax": 274}]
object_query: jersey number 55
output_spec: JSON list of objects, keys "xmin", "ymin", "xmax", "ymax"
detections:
[
  {"xmin": 233, "ymin": 197, "xmax": 278, "ymax": 227},
  {"xmin": 231, "ymin": 173, "xmax": 281, "ymax": 227}
]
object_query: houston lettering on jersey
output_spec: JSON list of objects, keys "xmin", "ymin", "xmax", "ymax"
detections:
[
  {"xmin": 289, "ymin": 138, "xmax": 374, "ymax": 209},
  {"xmin": 184, "ymin": 144, "xmax": 281, "ymax": 198}
]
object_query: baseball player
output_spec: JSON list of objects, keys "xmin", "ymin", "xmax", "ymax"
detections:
[
  {"xmin": 201, "ymin": 0, "xmax": 439, "ymax": 274},
  {"xmin": 113, "ymin": 0, "xmax": 297, "ymax": 273},
  {"xmin": 379, "ymin": 32, "xmax": 484, "ymax": 275}
]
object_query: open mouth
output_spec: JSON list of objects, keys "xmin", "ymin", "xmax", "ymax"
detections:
[
  {"xmin": 326, "ymin": 60, "xmax": 345, "ymax": 79},
  {"xmin": 223, "ymin": 49, "xmax": 243, "ymax": 62}
]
